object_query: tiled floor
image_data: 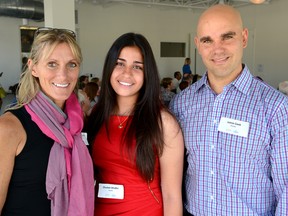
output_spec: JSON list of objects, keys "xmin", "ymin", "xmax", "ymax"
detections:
[{"xmin": 0, "ymin": 93, "xmax": 16, "ymax": 115}]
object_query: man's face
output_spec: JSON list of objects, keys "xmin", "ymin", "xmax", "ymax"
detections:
[{"xmin": 195, "ymin": 6, "xmax": 248, "ymax": 84}]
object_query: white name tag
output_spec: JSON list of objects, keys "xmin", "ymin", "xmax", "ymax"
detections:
[
  {"xmin": 98, "ymin": 183, "xmax": 124, "ymax": 199},
  {"xmin": 218, "ymin": 117, "xmax": 249, "ymax": 138}
]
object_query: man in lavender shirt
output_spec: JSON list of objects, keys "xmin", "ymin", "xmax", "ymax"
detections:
[{"xmin": 170, "ymin": 4, "xmax": 288, "ymax": 216}]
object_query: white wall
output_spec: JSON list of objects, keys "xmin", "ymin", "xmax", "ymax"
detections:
[
  {"xmin": 0, "ymin": 17, "xmax": 43, "ymax": 91},
  {"xmin": 250, "ymin": 0, "xmax": 288, "ymax": 88},
  {"xmin": 77, "ymin": 3, "xmax": 200, "ymax": 79},
  {"xmin": 0, "ymin": 0, "xmax": 287, "ymax": 91}
]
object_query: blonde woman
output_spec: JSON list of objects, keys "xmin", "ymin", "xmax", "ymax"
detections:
[{"xmin": 0, "ymin": 28, "xmax": 94, "ymax": 216}]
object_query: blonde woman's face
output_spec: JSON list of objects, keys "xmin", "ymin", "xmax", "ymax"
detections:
[{"xmin": 30, "ymin": 43, "xmax": 80, "ymax": 109}]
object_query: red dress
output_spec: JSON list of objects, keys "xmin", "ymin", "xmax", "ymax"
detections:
[{"xmin": 92, "ymin": 116, "xmax": 163, "ymax": 216}]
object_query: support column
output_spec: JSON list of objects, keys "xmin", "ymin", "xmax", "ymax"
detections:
[{"xmin": 44, "ymin": 0, "xmax": 75, "ymax": 32}]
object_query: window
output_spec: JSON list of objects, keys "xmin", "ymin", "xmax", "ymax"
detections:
[
  {"xmin": 160, "ymin": 42, "xmax": 185, "ymax": 57},
  {"xmin": 20, "ymin": 26, "xmax": 37, "ymax": 53}
]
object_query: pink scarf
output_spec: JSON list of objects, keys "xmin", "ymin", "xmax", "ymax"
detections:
[{"xmin": 25, "ymin": 92, "xmax": 94, "ymax": 216}]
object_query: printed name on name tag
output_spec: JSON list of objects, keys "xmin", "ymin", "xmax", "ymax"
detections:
[
  {"xmin": 218, "ymin": 117, "xmax": 249, "ymax": 138},
  {"xmin": 98, "ymin": 183, "xmax": 124, "ymax": 199}
]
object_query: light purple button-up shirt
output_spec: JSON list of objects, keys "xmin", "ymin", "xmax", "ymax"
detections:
[{"xmin": 170, "ymin": 65, "xmax": 288, "ymax": 215}]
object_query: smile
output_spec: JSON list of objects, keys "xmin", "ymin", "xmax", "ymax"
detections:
[
  {"xmin": 52, "ymin": 83, "xmax": 69, "ymax": 88},
  {"xmin": 212, "ymin": 56, "xmax": 229, "ymax": 63},
  {"xmin": 119, "ymin": 81, "xmax": 132, "ymax": 86}
]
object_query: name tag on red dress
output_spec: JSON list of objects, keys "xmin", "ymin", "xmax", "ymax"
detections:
[{"xmin": 98, "ymin": 183, "xmax": 124, "ymax": 199}]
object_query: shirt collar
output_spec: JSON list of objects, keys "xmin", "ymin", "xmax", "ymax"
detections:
[
  {"xmin": 195, "ymin": 64, "xmax": 253, "ymax": 95},
  {"xmin": 194, "ymin": 72, "xmax": 208, "ymax": 92},
  {"xmin": 230, "ymin": 64, "xmax": 253, "ymax": 95}
]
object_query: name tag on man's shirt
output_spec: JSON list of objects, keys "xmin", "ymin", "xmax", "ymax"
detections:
[
  {"xmin": 98, "ymin": 183, "xmax": 124, "ymax": 199},
  {"xmin": 218, "ymin": 117, "xmax": 249, "ymax": 138}
]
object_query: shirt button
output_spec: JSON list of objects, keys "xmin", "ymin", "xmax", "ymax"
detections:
[
  {"xmin": 213, "ymin": 119, "xmax": 217, "ymax": 124},
  {"xmin": 210, "ymin": 170, "xmax": 214, "ymax": 175},
  {"xmin": 210, "ymin": 195, "xmax": 214, "ymax": 200},
  {"xmin": 211, "ymin": 145, "xmax": 215, "ymax": 149}
]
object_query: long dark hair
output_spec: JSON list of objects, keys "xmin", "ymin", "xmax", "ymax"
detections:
[{"xmin": 87, "ymin": 32, "xmax": 164, "ymax": 181}]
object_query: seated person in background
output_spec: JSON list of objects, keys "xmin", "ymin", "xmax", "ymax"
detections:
[
  {"xmin": 83, "ymin": 82, "xmax": 99, "ymax": 116},
  {"xmin": 77, "ymin": 75, "xmax": 90, "ymax": 115},
  {"xmin": 177, "ymin": 74, "xmax": 195, "ymax": 93},
  {"xmin": 77, "ymin": 89, "xmax": 90, "ymax": 116},
  {"xmin": 91, "ymin": 77, "xmax": 101, "ymax": 97},
  {"xmin": 192, "ymin": 74, "xmax": 199, "ymax": 84},
  {"xmin": 172, "ymin": 71, "xmax": 182, "ymax": 94},
  {"xmin": 78, "ymin": 75, "xmax": 89, "ymax": 88},
  {"xmin": 182, "ymin": 74, "xmax": 193, "ymax": 85},
  {"xmin": 160, "ymin": 77, "xmax": 176, "ymax": 107},
  {"xmin": 91, "ymin": 77, "xmax": 100, "ymax": 85},
  {"xmin": 179, "ymin": 81, "xmax": 189, "ymax": 91}
]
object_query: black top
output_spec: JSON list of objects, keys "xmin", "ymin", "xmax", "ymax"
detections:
[{"xmin": 2, "ymin": 107, "xmax": 53, "ymax": 216}]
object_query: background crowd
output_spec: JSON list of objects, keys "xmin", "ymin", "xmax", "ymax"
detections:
[{"xmin": 0, "ymin": 4, "xmax": 287, "ymax": 216}]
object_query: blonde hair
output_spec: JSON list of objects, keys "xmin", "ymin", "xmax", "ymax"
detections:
[
  {"xmin": 184, "ymin": 57, "xmax": 191, "ymax": 64},
  {"xmin": 16, "ymin": 29, "xmax": 82, "ymax": 107}
]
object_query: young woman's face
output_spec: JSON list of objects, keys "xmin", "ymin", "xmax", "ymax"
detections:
[
  {"xmin": 110, "ymin": 46, "xmax": 144, "ymax": 102},
  {"xmin": 30, "ymin": 43, "xmax": 80, "ymax": 109}
]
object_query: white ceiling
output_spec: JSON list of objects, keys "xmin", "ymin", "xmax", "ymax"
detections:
[{"xmin": 76, "ymin": 0, "xmax": 272, "ymax": 10}]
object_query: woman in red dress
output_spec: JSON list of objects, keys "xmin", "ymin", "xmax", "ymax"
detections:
[{"xmin": 87, "ymin": 32, "xmax": 184, "ymax": 216}]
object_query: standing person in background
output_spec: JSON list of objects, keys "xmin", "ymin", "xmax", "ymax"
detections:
[
  {"xmin": 182, "ymin": 57, "xmax": 192, "ymax": 77},
  {"xmin": 0, "ymin": 28, "xmax": 94, "ymax": 216},
  {"xmin": 87, "ymin": 32, "xmax": 184, "ymax": 216},
  {"xmin": 170, "ymin": 5, "xmax": 288, "ymax": 216}
]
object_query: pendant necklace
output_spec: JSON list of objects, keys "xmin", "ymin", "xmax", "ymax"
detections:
[
  {"xmin": 115, "ymin": 109, "xmax": 132, "ymax": 129},
  {"xmin": 117, "ymin": 115, "xmax": 130, "ymax": 129}
]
